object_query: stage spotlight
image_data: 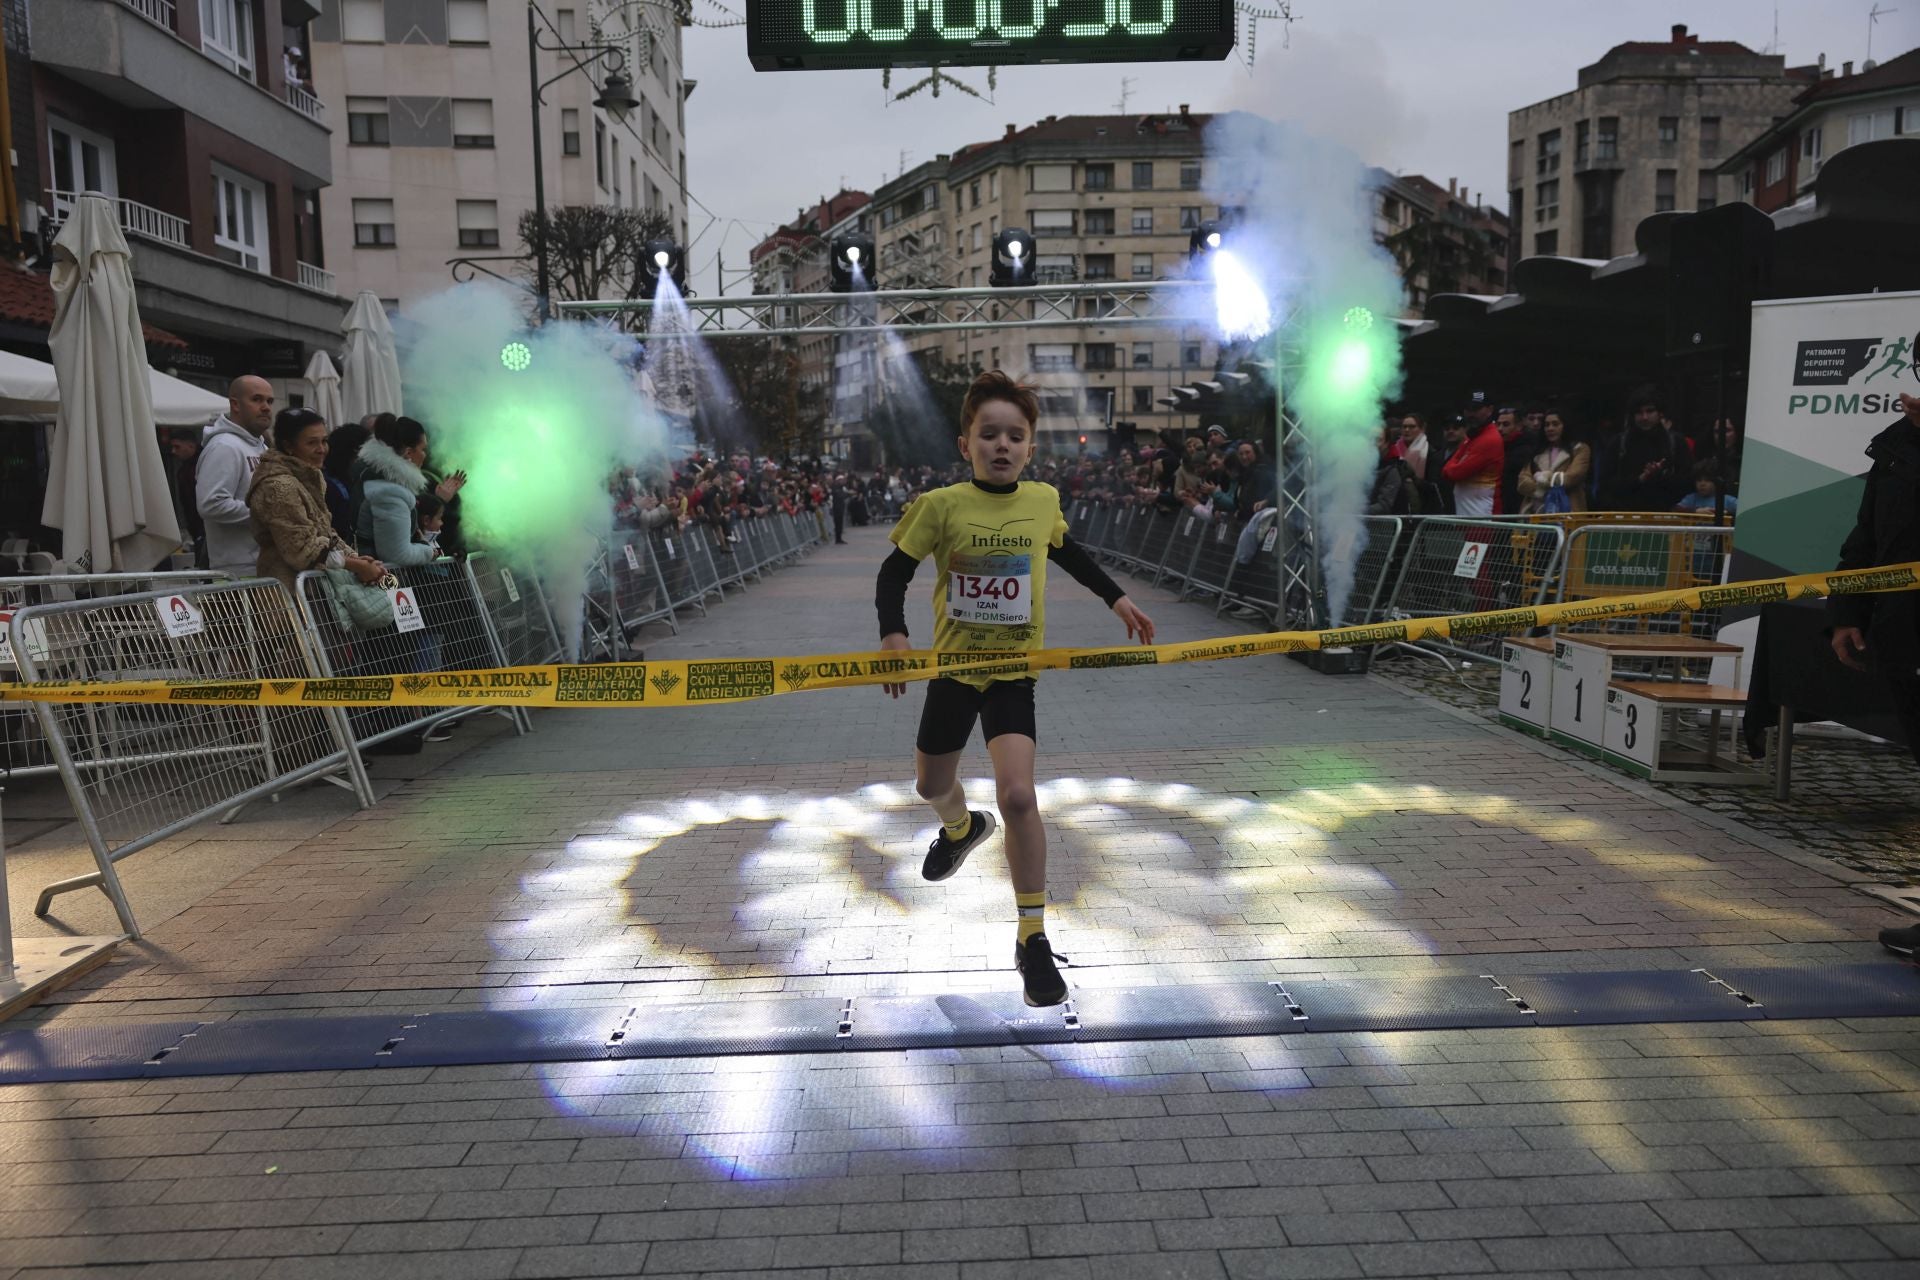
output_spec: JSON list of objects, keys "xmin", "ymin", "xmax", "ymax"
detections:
[
  {"xmin": 640, "ymin": 239, "xmax": 687, "ymax": 295},
  {"xmin": 831, "ymin": 233, "xmax": 877, "ymax": 292},
  {"xmin": 500, "ymin": 340, "xmax": 533, "ymax": 372},
  {"xmin": 990, "ymin": 228, "xmax": 1035, "ymax": 287},
  {"xmin": 1188, "ymin": 220, "xmax": 1225, "ymax": 262}
]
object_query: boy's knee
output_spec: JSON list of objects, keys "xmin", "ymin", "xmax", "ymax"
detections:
[
  {"xmin": 915, "ymin": 774, "xmax": 951, "ymax": 803},
  {"xmin": 996, "ymin": 783, "xmax": 1037, "ymax": 820}
]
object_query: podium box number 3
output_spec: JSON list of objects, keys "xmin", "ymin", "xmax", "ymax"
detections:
[{"xmin": 1603, "ymin": 686, "xmax": 1661, "ymax": 775}]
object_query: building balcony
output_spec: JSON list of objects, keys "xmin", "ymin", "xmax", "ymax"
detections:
[
  {"xmin": 46, "ymin": 195, "xmax": 346, "ymax": 349},
  {"xmin": 47, "ymin": 190, "xmax": 190, "ymax": 250},
  {"xmin": 286, "ymin": 84, "xmax": 326, "ymax": 125},
  {"xmin": 297, "ymin": 261, "xmax": 336, "ymax": 295},
  {"xmin": 35, "ymin": 0, "xmax": 330, "ymax": 185}
]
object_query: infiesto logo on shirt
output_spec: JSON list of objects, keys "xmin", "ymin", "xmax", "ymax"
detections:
[{"xmin": 964, "ymin": 517, "xmax": 1036, "ymax": 550}]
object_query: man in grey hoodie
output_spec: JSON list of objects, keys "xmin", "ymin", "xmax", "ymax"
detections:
[{"xmin": 197, "ymin": 375, "xmax": 275, "ymax": 577}]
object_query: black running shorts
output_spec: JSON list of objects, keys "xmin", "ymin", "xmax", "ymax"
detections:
[{"xmin": 915, "ymin": 677, "xmax": 1037, "ymax": 755}]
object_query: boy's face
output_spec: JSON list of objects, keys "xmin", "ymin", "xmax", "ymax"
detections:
[
  {"xmin": 1695, "ymin": 476, "xmax": 1714, "ymax": 497},
  {"xmin": 959, "ymin": 399, "xmax": 1035, "ymax": 482},
  {"xmin": 421, "ymin": 513, "xmax": 444, "ymax": 533}
]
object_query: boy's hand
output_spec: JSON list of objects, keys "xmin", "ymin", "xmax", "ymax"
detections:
[
  {"xmin": 880, "ymin": 632, "xmax": 912, "ymax": 698},
  {"xmin": 1113, "ymin": 597, "xmax": 1155, "ymax": 646}
]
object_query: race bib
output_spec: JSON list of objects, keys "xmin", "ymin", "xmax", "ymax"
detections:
[{"xmin": 947, "ymin": 553, "xmax": 1032, "ymax": 626}]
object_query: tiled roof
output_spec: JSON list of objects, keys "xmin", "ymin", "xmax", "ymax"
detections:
[
  {"xmin": 0, "ymin": 263, "xmax": 186, "ymax": 349},
  {"xmin": 953, "ymin": 111, "xmax": 1211, "ymax": 164},
  {"xmin": 1795, "ymin": 47, "xmax": 1920, "ymax": 104},
  {"xmin": 1606, "ymin": 39, "xmax": 1757, "ymax": 56}
]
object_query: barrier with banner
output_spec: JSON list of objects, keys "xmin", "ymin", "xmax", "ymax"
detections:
[
  {"xmin": 8, "ymin": 562, "xmax": 1910, "ymax": 713},
  {"xmin": 4, "ymin": 572, "xmax": 234, "ymax": 779},
  {"xmin": 295, "ymin": 561, "xmax": 530, "ymax": 749},
  {"xmin": 6, "ymin": 579, "xmax": 374, "ymax": 937}
]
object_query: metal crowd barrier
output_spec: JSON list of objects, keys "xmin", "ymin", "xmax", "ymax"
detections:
[
  {"xmin": 4, "ymin": 572, "xmax": 233, "ymax": 780},
  {"xmin": 295, "ymin": 560, "xmax": 529, "ymax": 750},
  {"xmin": 7, "ymin": 578, "xmax": 373, "ymax": 938},
  {"xmin": 1381, "ymin": 517, "xmax": 1566, "ymax": 664},
  {"xmin": 1553, "ymin": 522, "xmax": 1736, "ymax": 641},
  {"xmin": 464, "ymin": 554, "xmax": 564, "ymax": 668},
  {"xmin": 582, "ymin": 512, "xmax": 824, "ymax": 662}
]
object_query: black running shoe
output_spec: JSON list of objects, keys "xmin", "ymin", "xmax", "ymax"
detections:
[
  {"xmin": 1015, "ymin": 932, "xmax": 1068, "ymax": 1007},
  {"xmin": 1881, "ymin": 923, "xmax": 1920, "ymax": 957},
  {"xmin": 922, "ymin": 810, "xmax": 995, "ymax": 882}
]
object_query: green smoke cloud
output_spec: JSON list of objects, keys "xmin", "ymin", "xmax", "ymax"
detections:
[{"xmin": 401, "ymin": 283, "xmax": 670, "ymax": 653}]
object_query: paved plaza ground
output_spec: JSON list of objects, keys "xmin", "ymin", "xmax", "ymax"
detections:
[{"xmin": 4, "ymin": 524, "xmax": 1919, "ymax": 1279}]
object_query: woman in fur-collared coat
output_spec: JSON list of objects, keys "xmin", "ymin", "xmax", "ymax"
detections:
[{"xmin": 247, "ymin": 409, "xmax": 387, "ymax": 593}]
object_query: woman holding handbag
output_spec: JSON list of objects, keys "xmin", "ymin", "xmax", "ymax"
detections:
[
  {"xmin": 248, "ymin": 409, "xmax": 389, "ymax": 595},
  {"xmin": 1517, "ymin": 412, "xmax": 1591, "ymax": 515}
]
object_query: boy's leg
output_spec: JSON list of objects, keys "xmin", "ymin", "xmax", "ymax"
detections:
[
  {"xmin": 914, "ymin": 747, "xmax": 967, "ymax": 827},
  {"xmin": 985, "ymin": 732, "xmax": 1043, "ymax": 894}
]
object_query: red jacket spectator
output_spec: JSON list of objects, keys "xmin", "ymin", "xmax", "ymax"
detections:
[{"xmin": 1442, "ymin": 421, "xmax": 1505, "ymax": 517}]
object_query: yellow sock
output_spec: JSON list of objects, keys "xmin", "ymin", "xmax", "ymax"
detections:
[
  {"xmin": 942, "ymin": 812, "xmax": 972, "ymax": 841},
  {"xmin": 1016, "ymin": 891, "xmax": 1046, "ymax": 943}
]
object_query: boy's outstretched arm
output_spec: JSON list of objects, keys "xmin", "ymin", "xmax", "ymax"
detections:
[
  {"xmin": 876, "ymin": 547, "xmax": 921, "ymax": 698},
  {"xmin": 1049, "ymin": 535, "xmax": 1156, "ymax": 646}
]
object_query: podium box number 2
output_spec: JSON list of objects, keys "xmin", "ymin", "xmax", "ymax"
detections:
[
  {"xmin": 1548, "ymin": 639, "xmax": 1608, "ymax": 757},
  {"xmin": 1498, "ymin": 640, "xmax": 1552, "ymax": 737}
]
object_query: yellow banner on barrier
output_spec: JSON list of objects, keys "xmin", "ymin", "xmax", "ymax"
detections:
[{"xmin": 1, "ymin": 562, "xmax": 1913, "ymax": 709}]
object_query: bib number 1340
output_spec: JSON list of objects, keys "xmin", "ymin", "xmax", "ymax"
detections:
[
  {"xmin": 953, "ymin": 574, "xmax": 1021, "ymax": 602},
  {"xmin": 948, "ymin": 554, "xmax": 1033, "ymax": 626}
]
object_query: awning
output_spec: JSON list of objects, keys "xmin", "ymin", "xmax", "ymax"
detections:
[{"xmin": 0, "ymin": 347, "xmax": 226, "ymax": 426}]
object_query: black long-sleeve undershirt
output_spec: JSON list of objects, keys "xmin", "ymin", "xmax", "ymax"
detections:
[{"xmin": 875, "ymin": 534, "xmax": 1126, "ymax": 639}]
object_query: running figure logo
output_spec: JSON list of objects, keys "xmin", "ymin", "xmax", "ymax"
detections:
[{"xmin": 1865, "ymin": 333, "xmax": 1917, "ymax": 383}]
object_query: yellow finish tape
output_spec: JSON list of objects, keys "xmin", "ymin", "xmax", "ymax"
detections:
[{"xmin": 1, "ymin": 563, "xmax": 1912, "ymax": 709}]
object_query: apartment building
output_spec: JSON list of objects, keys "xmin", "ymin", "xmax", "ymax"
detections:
[
  {"xmin": 1508, "ymin": 24, "xmax": 1807, "ymax": 262},
  {"xmin": 1721, "ymin": 48, "xmax": 1920, "ymax": 212},
  {"xmin": 19, "ymin": 0, "xmax": 343, "ymax": 396},
  {"xmin": 311, "ymin": 0, "xmax": 690, "ymax": 311},
  {"xmin": 853, "ymin": 109, "xmax": 1224, "ymax": 457},
  {"xmin": 749, "ymin": 188, "xmax": 870, "ymax": 457},
  {"xmin": 1371, "ymin": 171, "xmax": 1509, "ymax": 312}
]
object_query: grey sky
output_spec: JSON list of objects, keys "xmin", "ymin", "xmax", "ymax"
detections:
[{"xmin": 680, "ymin": 1, "xmax": 1909, "ymax": 293}]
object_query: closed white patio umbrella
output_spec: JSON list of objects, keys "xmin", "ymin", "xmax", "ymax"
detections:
[
  {"xmin": 339, "ymin": 290, "xmax": 402, "ymax": 424},
  {"xmin": 303, "ymin": 348, "xmax": 344, "ymax": 428},
  {"xmin": 40, "ymin": 194, "xmax": 181, "ymax": 572}
]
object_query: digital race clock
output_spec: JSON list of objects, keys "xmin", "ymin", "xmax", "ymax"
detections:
[{"xmin": 746, "ymin": 0, "xmax": 1236, "ymax": 71}]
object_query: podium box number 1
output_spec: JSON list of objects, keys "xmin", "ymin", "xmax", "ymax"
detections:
[{"xmin": 1548, "ymin": 639, "xmax": 1609, "ymax": 757}]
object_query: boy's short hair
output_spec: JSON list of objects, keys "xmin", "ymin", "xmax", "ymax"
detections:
[
  {"xmin": 1692, "ymin": 459, "xmax": 1719, "ymax": 483},
  {"xmin": 416, "ymin": 493, "xmax": 446, "ymax": 520},
  {"xmin": 960, "ymin": 369, "xmax": 1039, "ymax": 434}
]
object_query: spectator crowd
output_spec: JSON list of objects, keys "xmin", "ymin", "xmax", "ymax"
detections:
[
  {"xmin": 1368, "ymin": 385, "xmax": 1740, "ymax": 521},
  {"xmin": 156, "ymin": 377, "xmax": 1743, "ymax": 591}
]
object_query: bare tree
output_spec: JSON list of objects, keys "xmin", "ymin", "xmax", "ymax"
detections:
[{"xmin": 518, "ymin": 205, "xmax": 676, "ymax": 303}]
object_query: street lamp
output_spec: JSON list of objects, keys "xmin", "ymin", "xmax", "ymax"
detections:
[{"xmin": 527, "ymin": 1, "xmax": 641, "ymax": 322}]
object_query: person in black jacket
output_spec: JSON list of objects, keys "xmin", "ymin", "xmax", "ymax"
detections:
[
  {"xmin": 1830, "ymin": 392, "xmax": 1920, "ymax": 956},
  {"xmin": 1602, "ymin": 390, "xmax": 1693, "ymax": 511}
]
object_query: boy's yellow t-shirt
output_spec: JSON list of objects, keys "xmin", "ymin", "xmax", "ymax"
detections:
[{"xmin": 889, "ymin": 480, "xmax": 1070, "ymax": 690}]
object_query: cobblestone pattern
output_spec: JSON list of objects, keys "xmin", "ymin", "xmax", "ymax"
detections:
[
  {"xmin": 4, "ymin": 528, "xmax": 1918, "ymax": 1275},
  {"xmin": 2, "ymin": 1020, "xmax": 1918, "ymax": 1278},
  {"xmin": 1370, "ymin": 653, "xmax": 1920, "ymax": 883}
]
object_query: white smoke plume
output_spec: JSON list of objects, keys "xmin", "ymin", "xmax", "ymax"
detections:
[{"xmin": 1205, "ymin": 112, "xmax": 1405, "ymax": 625}]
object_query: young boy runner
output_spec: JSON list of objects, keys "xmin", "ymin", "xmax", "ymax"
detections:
[{"xmin": 876, "ymin": 371, "xmax": 1156, "ymax": 1006}]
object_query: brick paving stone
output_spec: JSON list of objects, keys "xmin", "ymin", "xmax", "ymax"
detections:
[{"xmin": 5, "ymin": 527, "xmax": 1920, "ymax": 1278}]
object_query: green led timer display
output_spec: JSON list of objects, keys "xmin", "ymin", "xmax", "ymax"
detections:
[{"xmin": 747, "ymin": 0, "xmax": 1234, "ymax": 70}]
